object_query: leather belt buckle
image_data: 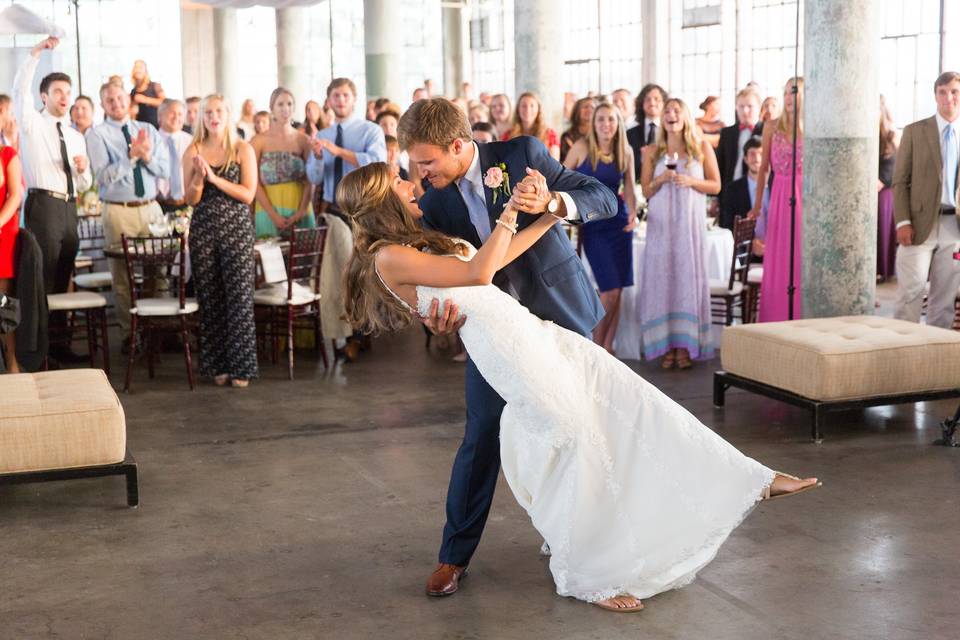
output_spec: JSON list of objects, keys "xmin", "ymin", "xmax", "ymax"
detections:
[{"xmin": 28, "ymin": 187, "xmax": 75, "ymax": 203}]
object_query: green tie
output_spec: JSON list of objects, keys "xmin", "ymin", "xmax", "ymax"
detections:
[{"xmin": 122, "ymin": 123, "xmax": 145, "ymax": 198}]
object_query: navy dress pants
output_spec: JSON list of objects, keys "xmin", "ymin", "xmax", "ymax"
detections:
[{"xmin": 438, "ymin": 356, "xmax": 506, "ymax": 566}]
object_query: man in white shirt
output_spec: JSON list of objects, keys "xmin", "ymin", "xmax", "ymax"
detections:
[
  {"xmin": 626, "ymin": 83, "xmax": 668, "ymax": 182},
  {"xmin": 156, "ymin": 98, "xmax": 193, "ymax": 212},
  {"xmin": 13, "ymin": 36, "xmax": 92, "ymax": 358},
  {"xmin": 893, "ymin": 71, "xmax": 960, "ymax": 328}
]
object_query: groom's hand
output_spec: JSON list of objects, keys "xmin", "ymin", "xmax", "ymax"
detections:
[
  {"xmin": 510, "ymin": 168, "xmax": 552, "ymax": 214},
  {"xmin": 421, "ymin": 298, "xmax": 466, "ymax": 336}
]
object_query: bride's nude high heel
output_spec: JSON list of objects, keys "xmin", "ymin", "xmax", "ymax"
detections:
[{"xmin": 763, "ymin": 472, "xmax": 822, "ymax": 501}]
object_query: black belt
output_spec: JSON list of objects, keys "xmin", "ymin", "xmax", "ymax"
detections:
[
  {"xmin": 28, "ymin": 188, "xmax": 76, "ymax": 203},
  {"xmin": 942, "ymin": 207, "xmax": 956, "ymax": 216}
]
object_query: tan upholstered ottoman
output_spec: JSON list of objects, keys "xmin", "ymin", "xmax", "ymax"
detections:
[
  {"xmin": 714, "ymin": 316, "xmax": 960, "ymax": 441},
  {"xmin": 0, "ymin": 369, "xmax": 138, "ymax": 506}
]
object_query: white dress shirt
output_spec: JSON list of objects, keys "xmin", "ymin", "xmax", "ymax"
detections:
[
  {"xmin": 156, "ymin": 129, "xmax": 193, "ymax": 201},
  {"xmin": 936, "ymin": 112, "xmax": 959, "ymax": 208},
  {"xmin": 12, "ymin": 54, "xmax": 91, "ymax": 194},
  {"xmin": 644, "ymin": 117, "xmax": 660, "ymax": 146},
  {"xmin": 457, "ymin": 142, "xmax": 578, "ymax": 241}
]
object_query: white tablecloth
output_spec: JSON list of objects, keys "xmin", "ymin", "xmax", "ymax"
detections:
[{"xmin": 578, "ymin": 225, "xmax": 734, "ymax": 361}]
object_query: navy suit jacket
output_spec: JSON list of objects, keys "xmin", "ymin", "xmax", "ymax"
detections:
[{"xmin": 420, "ymin": 136, "xmax": 618, "ymax": 336}]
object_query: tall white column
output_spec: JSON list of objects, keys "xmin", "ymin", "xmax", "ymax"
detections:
[
  {"xmin": 363, "ymin": 0, "xmax": 405, "ymax": 102},
  {"xmin": 442, "ymin": 3, "xmax": 466, "ymax": 97},
  {"xmin": 642, "ymin": 0, "xmax": 671, "ymax": 90},
  {"xmin": 213, "ymin": 8, "xmax": 238, "ymax": 108},
  {"xmin": 802, "ymin": 0, "xmax": 880, "ymax": 317},
  {"xmin": 513, "ymin": 0, "xmax": 565, "ymax": 130},
  {"xmin": 276, "ymin": 7, "xmax": 308, "ymax": 103}
]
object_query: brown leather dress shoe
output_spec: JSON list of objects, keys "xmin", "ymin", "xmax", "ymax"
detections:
[{"xmin": 425, "ymin": 563, "xmax": 468, "ymax": 597}]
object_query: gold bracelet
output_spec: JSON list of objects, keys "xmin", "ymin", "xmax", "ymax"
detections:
[{"xmin": 495, "ymin": 218, "xmax": 518, "ymax": 234}]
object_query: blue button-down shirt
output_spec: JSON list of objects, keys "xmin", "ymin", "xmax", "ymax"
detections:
[
  {"xmin": 85, "ymin": 118, "xmax": 170, "ymax": 202},
  {"xmin": 305, "ymin": 117, "xmax": 386, "ymax": 204}
]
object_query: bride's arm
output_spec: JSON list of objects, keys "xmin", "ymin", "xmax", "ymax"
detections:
[
  {"xmin": 497, "ymin": 213, "xmax": 560, "ymax": 268},
  {"xmin": 379, "ymin": 205, "xmax": 527, "ymax": 288}
]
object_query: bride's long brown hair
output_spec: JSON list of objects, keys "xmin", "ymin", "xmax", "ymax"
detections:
[{"xmin": 339, "ymin": 162, "xmax": 468, "ymax": 335}]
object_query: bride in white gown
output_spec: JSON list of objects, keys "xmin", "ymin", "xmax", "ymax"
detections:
[{"xmin": 339, "ymin": 163, "xmax": 819, "ymax": 613}]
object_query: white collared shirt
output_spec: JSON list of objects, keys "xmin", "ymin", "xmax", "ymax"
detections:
[
  {"xmin": 936, "ymin": 111, "xmax": 959, "ymax": 208},
  {"xmin": 12, "ymin": 54, "xmax": 91, "ymax": 194},
  {"xmin": 156, "ymin": 129, "xmax": 193, "ymax": 200},
  {"xmin": 644, "ymin": 117, "xmax": 660, "ymax": 144},
  {"xmin": 456, "ymin": 142, "xmax": 579, "ymax": 233}
]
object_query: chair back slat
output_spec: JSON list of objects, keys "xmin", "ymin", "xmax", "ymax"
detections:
[
  {"xmin": 121, "ymin": 234, "xmax": 188, "ymax": 310},
  {"xmin": 728, "ymin": 216, "xmax": 756, "ymax": 290},
  {"xmin": 77, "ymin": 214, "xmax": 107, "ymax": 269},
  {"xmin": 287, "ymin": 226, "xmax": 328, "ymax": 299}
]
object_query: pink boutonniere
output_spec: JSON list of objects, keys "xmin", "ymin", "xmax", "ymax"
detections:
[{"xmin": 484, "ymin": 163, "xmax": 512, "ymax": 205}]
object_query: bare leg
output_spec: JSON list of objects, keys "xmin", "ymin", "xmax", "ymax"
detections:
[
  {"xmin": 600, "ymin": 289, "xmax": 622, "ymax": 354},
  {"xmin": 593, "ymin": 290, "xmax": 619, "ymax": 347},
  {"xmin": 0, "ymin": 278, "xmax": 18, "ymax": 373}
]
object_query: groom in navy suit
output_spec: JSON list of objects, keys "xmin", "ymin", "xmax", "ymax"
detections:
[{"xmin": 397, "ymin": 98, "xmax": 617, "ymax": 596}]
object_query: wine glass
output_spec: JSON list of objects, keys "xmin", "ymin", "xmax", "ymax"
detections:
[
  {"xmin": 665, "ymin": 152, "xmax": 679, "ymax": 171},
  {"xmin": 148, "ymin": 209, "xmax": 171, "ymax": 237}
]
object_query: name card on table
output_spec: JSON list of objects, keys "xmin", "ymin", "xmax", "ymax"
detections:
[{"xmin": 255, "ymin": 243, "xmax": 287, "ymax": 284}]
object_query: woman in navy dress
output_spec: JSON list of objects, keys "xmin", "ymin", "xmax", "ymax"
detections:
[{"xmin": 563, "ymin": 102, "xmax": 638, "ymax": 354}]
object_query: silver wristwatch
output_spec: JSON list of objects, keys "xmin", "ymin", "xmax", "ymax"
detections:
[{"xmin": 547, "ymin": 192, "xmax": 560, "ymax": 214}]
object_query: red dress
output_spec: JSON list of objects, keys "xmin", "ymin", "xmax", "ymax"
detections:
[{"xmin": 0, "ymin": 145, "xmax": 19, "ymax": 279}]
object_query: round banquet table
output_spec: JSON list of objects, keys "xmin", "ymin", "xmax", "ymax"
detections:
[{"xmin": 576, "ymin": 223, "xmax": 734, "ymax": 361}]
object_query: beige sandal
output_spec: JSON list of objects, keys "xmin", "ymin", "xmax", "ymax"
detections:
[
  {"xmin": 231, "ymin": 379, "xmax": 250, "ymax": 388},
  {"xmin": 213, "ymin": 374, "xmax": 229, "ymax": 386},
  {"xmin": 593, "ymin": 596, "xmax": 645, "ymax": 613},
  {"xmin": 763, "ymin": 472, "xmax": 822, "ymax": 501}
]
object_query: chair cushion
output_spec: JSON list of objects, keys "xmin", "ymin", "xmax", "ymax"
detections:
[
  {"xmin": 721, "ymin": 316, "xmax": 960, "ymax": 401},
  {"xmin": 74, "ymin": 271, "xmax": 113, "ymax": 290},
  {"xmin": 47, "ymin": 291, "xmax": 108, "ymax": 311},
  {"xmin": 709, "ymin": 279, "xmax": 744, "ymax": 296},
  {"xmin": 131, "ymin": 297, "xmax": 198, "ymax": 316},
  {"xmin": 747, "ymin": 266, "xmax": 763, "ymax": 284},
  {"xmin": 253, "ymin": 282, "xmax": 320, "ymax": 306},
  {"xmin": 0, "ymin": 370, "xmax": 125, "ymax": 474}
]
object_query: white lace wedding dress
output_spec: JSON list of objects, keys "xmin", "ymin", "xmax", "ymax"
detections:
[{"xmin": 382, "ymin": 247, "xmax": 776, "ymax": 603}]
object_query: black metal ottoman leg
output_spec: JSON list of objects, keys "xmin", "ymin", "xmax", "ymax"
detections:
[
  {"xmin": 125, "ymin": 465, "xmax": 140, "ymax": 507},
  {"xmin": 713, "ymin": 373, "xmax": 727, "ymax": 407},
  {"xmin": 811, "ymin": 405, "xmax": 824, "ymax": 443}
]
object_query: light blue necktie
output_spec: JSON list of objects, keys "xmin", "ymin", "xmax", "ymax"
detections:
[
  {"xmin": 167, "ymin": 135, "xmax": 183, "ymax": 201},
  {"xmin": 461, "ymin": 176, "xmax": 491, "ymax": 241},
  {"xmin": 944, "ymin": 124, "xmax": 957, "ymax": 207}
]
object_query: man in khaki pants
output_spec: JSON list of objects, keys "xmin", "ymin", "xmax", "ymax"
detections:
[
  {"xmin": 85, "ymin": 83, "xmax": 170, "ymax": 352},
  {"xmin": 894, "ymin": 71, "xmax": 960, "ymax": 329}
]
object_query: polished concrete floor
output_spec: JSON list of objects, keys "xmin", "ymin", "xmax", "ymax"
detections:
[{"xmin": 2, "ymin": 287, "xmax": 959, "ymax": 639}]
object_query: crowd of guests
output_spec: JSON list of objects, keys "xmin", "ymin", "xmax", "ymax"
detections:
[{"xmin": 0, "ymin": 32, "xmax": 956, "ymax": 379}]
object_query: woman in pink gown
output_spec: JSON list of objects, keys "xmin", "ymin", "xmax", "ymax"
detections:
[{"xmin": 750, "ymin": 78, "xmax": 804, "ymax": 322}]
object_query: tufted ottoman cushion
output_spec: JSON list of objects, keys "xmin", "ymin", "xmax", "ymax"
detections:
[
  {"xmin": 0, "ymin": 369, "xmax": 126, "ymax": 474},
  {"xmin": 721, "ymin": 316, "xmax": 960, "ymax": 401}
]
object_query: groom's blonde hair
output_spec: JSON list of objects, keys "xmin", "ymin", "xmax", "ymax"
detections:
[{"xmin": 397, "ymin": 98, "xmax": 472, "ymax": 150}]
